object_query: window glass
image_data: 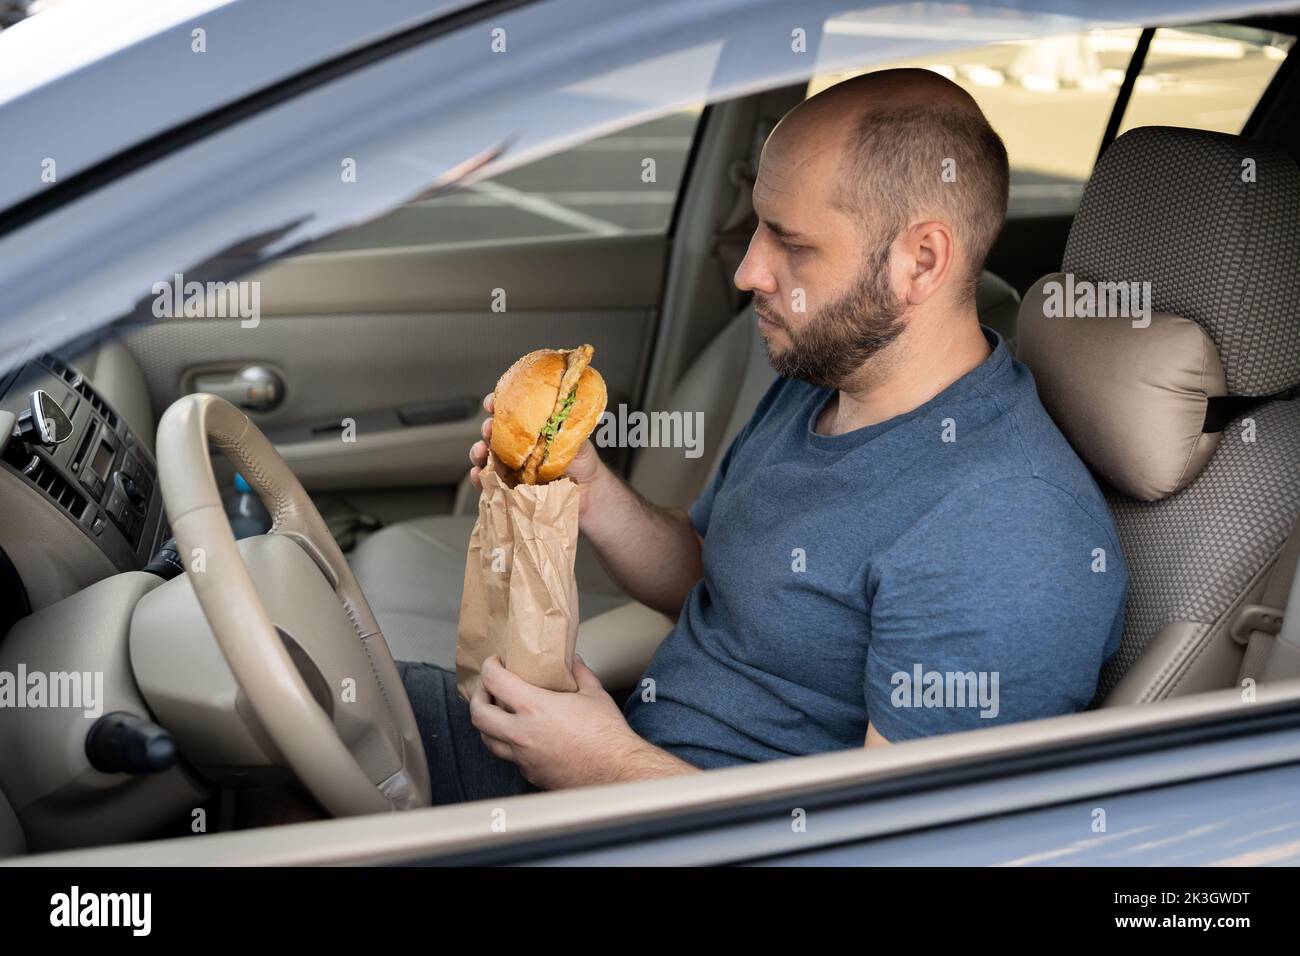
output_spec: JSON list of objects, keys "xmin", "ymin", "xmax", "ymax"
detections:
[
  {"xmin": 1116, "ymin": 24, "xmax": 1293, "ymax": 137},
  {"xmin": 809, "ymin": 23, "xmax": 1291, "ymax": 219},
  {"xmin": 307, "ymin": 108, "xmax": 701, "ymax": 254}
]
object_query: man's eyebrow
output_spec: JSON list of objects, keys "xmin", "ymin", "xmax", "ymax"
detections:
[{"xmin": 763, "ymin": 218, "xmax": 806, "ymax": 240}]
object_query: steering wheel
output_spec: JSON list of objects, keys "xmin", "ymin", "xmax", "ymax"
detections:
[{"xmin": 155, "ymin": 393, "xmax": 431, "ymax": 815}]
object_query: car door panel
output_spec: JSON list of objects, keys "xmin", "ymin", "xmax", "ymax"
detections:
[{"xmin": 115, "ymin": 233, "xmax": 665, "ymax": 493}]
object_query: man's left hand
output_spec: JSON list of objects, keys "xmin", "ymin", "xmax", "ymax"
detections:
[{"xmin": 469, "ymin": 654, "xmax": 644, "ymax": 791}]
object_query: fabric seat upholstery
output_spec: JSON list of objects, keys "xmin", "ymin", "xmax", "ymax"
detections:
[{"xmin": 1015, "ymin": 126, "xmax": 1300, "ymax": 706}]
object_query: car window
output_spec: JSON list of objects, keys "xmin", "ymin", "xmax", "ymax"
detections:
[
  {"xmin": 11, "ymin": 0, "xmax": 1291, "ymax": 365},
  {"xmin": 306, "ymin": 108, "xmax": 701, "ymax": 254},
  {"xmin": 1115, "ymin": 23, "xmax": 1294, "ymax": 138},
  {"xmin": 808, "ymin": 22, "xmax": 1292, "ymax": 219}
]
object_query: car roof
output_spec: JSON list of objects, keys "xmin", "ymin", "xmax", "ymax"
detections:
[{"xmin": 0, "ymin": 0, "xmax": 476, "ymax": 211}]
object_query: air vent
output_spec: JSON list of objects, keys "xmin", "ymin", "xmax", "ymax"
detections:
[
  {"xmin": 37, "ymin": 354, "xmax": 117, "ymax": 428},
  {"xmin": 22, "ymin": 456, "xmax": 88, "ymax": 521},
  {"xmin": 38, "ymin": 353, "xmax": 78, "ymax": 385},
  {"xmin": 74, "ymin": 380, "xmax": 117, "ymax": 428}
]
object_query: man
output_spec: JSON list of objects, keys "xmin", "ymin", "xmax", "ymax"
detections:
[{"xmin": 395, "ymin": 68, "xmax": 1127, "ymax": 804}]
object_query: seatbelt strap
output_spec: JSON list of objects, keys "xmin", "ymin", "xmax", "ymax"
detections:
[
  {"xmin": 1234, "ymin": 514, "xmax": 1300, "ymax": 683},
  {"xmin": 318, "ymin": 498, "xmax": 383, "ymax": 552},
  {"xmin": 1203, "ymin": 386, "xmax": 1299, "ymax": 432}
]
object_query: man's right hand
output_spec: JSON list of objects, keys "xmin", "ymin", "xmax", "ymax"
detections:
[
  {"xmin": 468, "ymin": 390, "xmax": 703, "ymax": 618},
  {"xmin": 468, "ymin": 392, "xmax": 605, "ymax": 519}
]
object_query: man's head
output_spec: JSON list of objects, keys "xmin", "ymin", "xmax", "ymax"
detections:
[{"xmin": 735, "ymin": 68, "xmax": 1009, "ymax": 390}]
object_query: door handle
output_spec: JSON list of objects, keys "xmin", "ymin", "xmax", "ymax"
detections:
[
  {"xmin": 396, "ymin": 398, "xmax": 480, "ymax": 426},
  {"xmin": 192, "ymin": 365, "xmax": 285, "ymax": 412}
]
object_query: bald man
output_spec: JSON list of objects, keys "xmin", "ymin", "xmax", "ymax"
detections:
[{"xmin": 398, "ymin": 69, "xmax": 1128, "ymax": 800}]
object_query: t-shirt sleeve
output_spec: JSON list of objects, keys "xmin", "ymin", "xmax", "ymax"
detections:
[{"xmin": 865, "ymin": 477, "xmax": 1128, "ymax": 744}]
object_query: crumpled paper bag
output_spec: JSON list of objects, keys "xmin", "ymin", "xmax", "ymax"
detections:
[{"xmin": 455, "ymin": 452, "xmax": 581, "ymax": 702}]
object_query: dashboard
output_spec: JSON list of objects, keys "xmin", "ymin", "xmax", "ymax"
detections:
[
  {"xmin": 0, "ymin": 353, "xmax": 165, "ymax": 613},
  {"xmin": 0, "ymin": 351, "xmax": 214, "ymax": 856}
]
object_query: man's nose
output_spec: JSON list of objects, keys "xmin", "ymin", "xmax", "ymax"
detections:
[{"xmin": 734, "ymin": 236, "xmax": 778, "ymax": 296}]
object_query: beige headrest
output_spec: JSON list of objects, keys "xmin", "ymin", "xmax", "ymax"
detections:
[{"xmin": 1017, "ymin": 273, "xmax": 1226, "ymax": 502}]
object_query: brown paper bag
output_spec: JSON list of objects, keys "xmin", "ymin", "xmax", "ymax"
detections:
[{"xmin": 455, "ymin": 452, "xmax": 581, "ymax": 702}]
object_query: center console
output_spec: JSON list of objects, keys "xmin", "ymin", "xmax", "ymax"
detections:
[{"xmin": 1, "ymin": 353, "xmax": 166, "ymax": 573}]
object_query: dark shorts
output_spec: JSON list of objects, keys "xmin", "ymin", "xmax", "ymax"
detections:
[{"xmin": 396, "ymin": 660, "xmax": 543, "ymax": 805}]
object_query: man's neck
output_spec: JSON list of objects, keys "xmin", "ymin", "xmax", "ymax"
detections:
[{"xmin": 816, "ymin": 311, "xmax": 992, "ymax": 437}]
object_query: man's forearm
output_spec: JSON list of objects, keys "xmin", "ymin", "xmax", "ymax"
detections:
[
  {"xmin": 580, "ymin": 464, "xmax": 704, "ymax": 617},
  {"xmin": 603, "ymin": 736, "xmax": 700, "ymax": 784}
]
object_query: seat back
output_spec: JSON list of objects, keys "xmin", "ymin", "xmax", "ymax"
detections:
[
  {"xmin": 628, "ymin": 299, "xmax": 769, "ymax": 510},
  {"xmin": 1017, "ymin": 126, "xmax": 1300, "ymax": 705}
]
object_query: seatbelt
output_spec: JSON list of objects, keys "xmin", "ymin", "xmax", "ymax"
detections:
[
  {"xmin": 317, "ymin": 498, "xmax": 383, "ymax": 552},
  {"xmin": 1234, "ymin": 514, "xmax": 1300, "ymax": 683},
  {"xmin": 1203, "ymin": 385, "xmax": 1299, "ymax": 432}
]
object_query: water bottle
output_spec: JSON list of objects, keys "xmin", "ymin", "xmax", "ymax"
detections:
[{"xmin": 223, "ymin": 472, "xmax": 271, "ymax": 539}]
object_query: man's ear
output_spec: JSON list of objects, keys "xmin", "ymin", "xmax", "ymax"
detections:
[{"xmin": 899, "ymin": 219, "xmax": 956, "ymax": 307}]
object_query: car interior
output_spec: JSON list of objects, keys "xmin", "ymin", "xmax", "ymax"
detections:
[{"xmin": 1, "ymin": 14, "xmax": 1299, "ymax": 858}]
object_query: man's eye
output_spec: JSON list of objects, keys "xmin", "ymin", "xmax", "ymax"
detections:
[{"xmin": 781, "ymin": 239, "xmax": 805, "ymax": 254}]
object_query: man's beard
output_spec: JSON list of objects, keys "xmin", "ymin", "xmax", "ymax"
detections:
[{"xmin": 755, "ymin": 254, "xmax": 906, "ymax": 390}]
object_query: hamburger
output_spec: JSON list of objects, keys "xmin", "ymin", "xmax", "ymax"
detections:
[{"xmin": 490, "ymin": 344, "xmax": 607, "ymax": 485}]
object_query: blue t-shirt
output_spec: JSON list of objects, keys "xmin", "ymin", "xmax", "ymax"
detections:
[{"xmin": 623, "ymin": 327, "xmax": 1127, "ymax": 769}]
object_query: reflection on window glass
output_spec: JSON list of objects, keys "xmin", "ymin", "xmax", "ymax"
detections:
[
  {"xmin": 809, "ymin": 23, "xmax": 1291, "ymax": 220},
  {"xmin": 1116, "ymin": 24, "xmax": 1293, "ymax": 138},
  {"xmin": 809, "ymin": 31, "xmax": 1154, "ymax": 218},
  {"xmin": 307, "ymin": 108, "xmax": 701, "ymax": 254}
]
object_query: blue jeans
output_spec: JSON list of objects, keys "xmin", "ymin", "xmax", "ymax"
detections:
[{"xmin": 396, "ymin": 660, "xmax": 542, "ymax": 805}]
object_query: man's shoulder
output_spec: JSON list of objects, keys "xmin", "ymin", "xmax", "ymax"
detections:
[
  {"xmin": 874, "ymin": 472, "xmax": 1129, "ymax": 644},
  {"xmin": 899, "ymin": 415, "xmax": 1123, "ymax": 568},
  {"xmin": 920, "ymin": 466, "xmax": 1123, "ymax": 567},
  {"xmin": 961, "ymin": 356, "xmax": 1122, "ymax": 544},
  {"xmin": 927, "ymin": 473, "xmax": 1117, "ymax": 544}
]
